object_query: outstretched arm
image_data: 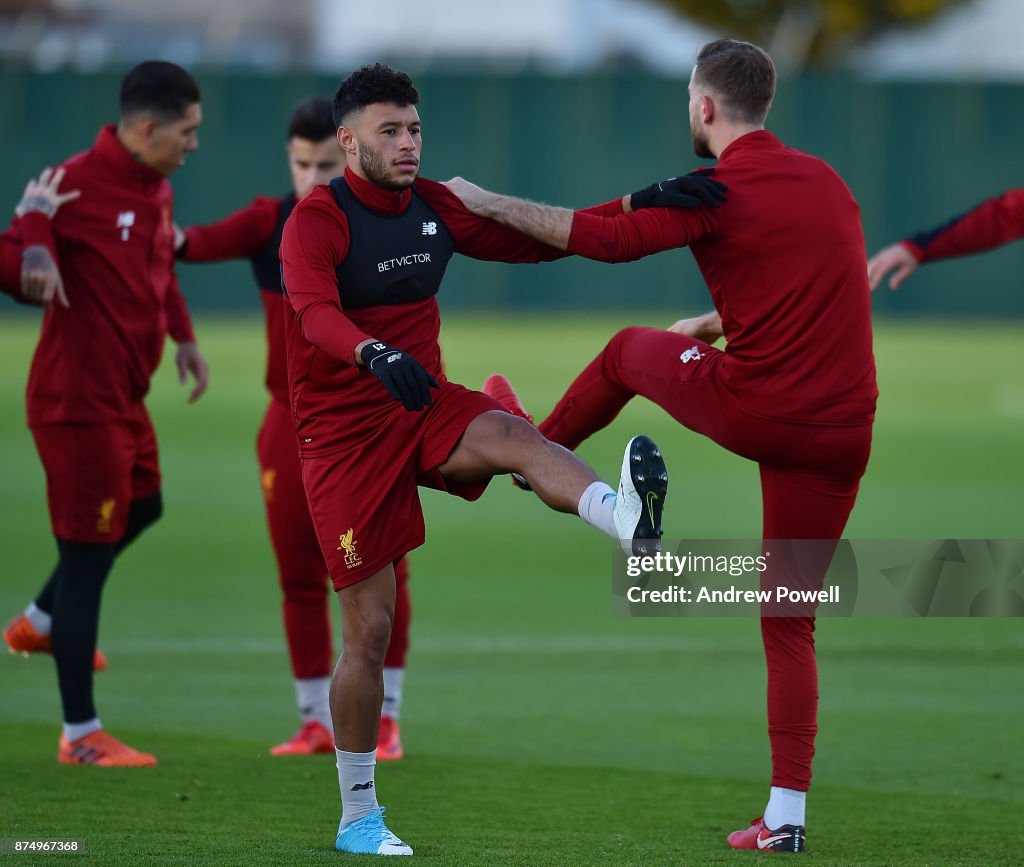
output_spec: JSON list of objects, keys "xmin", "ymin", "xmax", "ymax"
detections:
[
  {"xmin": 443, "ymin": 178, "xmax": 576, "ymax": 250},
  {"xmin": 868, "ymin": 189, "xmax": 1024, "ymax": 292},
  {"xmin": 866, "ymin": 243, "xmax": 919, "ymax": 292},
  {"xmin": 443, "ymin": 171, "xmax": 722, "ymax": 263},
  {"xmin": 177, "ymin": 197, "xmax": 280, "ymax": 262}
]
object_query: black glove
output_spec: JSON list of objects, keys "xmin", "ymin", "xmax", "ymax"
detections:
[
  {"xmin": 361, "ymin": 341, "xmax": 439, "ymax": 412},
  {"xmin": 630, "ymin": 168, "xmax": 728, "ymax": 211}
]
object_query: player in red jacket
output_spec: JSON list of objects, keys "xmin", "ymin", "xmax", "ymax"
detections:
[
  {"xmin": 867, "ymin": 189, "xmax": 1024, "ymax": 290},
  {"xmin": 277, "ymin": 64, "xmax": 730, "ymax": 856},
  {"xmin": 448, "ymin": 38, "xmax": 877, "ymax": 855},
  {"xmin": 176, "ymin": 97, "xmax": 411, "ymax": 760},
  {"xmin": 2, "ymin": 62, "xmax": 209, "ymax": 768}
]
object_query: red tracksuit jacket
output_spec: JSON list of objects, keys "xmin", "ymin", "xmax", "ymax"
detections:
[
  {"xmin": 25, "ymin": 125, "xmax": 195, "ymax": 426},
  {"xmin": 568, "ymin": 130, "xmax": 877, "ymax": 427}
]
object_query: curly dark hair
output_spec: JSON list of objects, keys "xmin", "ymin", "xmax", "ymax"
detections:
[
  {"xmin": 332, "ymin": 63, "xmax": 419, "ymax": 127},
  {"xmin": 287, "ymin": 97, "xmax": 336, "ymax": 142}
]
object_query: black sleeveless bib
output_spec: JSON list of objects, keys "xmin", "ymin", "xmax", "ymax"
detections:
[
  {"xmin": 250, "ymin": 193, "xmax": 296, "ymax": 292},
  {"xmin": 329, "ymin": 177, "xmax": 455, "ymax": 310}
]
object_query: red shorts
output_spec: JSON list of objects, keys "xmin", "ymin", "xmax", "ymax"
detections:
[
  {"xmin": 302, "ymin": 380, "xmax": 501, "ymax": 590},
  {"xmin": 31, "ymin": 408, "xmax": 161, "ymax": 543}
]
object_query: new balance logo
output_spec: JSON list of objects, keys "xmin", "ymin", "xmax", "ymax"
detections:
[
  {"xmin": 680, "ymin": 346, "xmax": 704, "ymax": 364},
  {"xmin": 421, "ymin": 221, "xmax": 437, "ymax": 235},
  {"xmin": 116, "ymin": 210, "xmax": 136, "ymax": 241},
  {"xmin": 349, "ymin": 781, "xmax": 375, "ymax": 791}
]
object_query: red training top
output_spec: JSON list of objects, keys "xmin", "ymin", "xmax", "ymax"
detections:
[
  {"xmin": 901, "ymin": 189, "xmax": 1024, "ymax": 264},
  {"xmin": 568, "ymin": 130, "xmax": 877, "ymax": 426},
  {"xmin": 24, "ymin": 125, "xmax": 196, "ymax": 426},
  {"xmin": 281, "ymin": 166, "xmax": 620, "ymax": 456},
  {"xmin": 179, "ymin": 195, "xmax": 290, "ymax": 405}
]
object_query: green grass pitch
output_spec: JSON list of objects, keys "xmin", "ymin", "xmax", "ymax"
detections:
[{"xmin": 0, "ymin": 313, "xmax": 1022, "ymax": 865}]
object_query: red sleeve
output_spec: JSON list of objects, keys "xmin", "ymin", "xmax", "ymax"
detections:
[
  {"xmin": 0, "ymin": 235, "xmax": 21, "ymax": 298},
  {"xmin": 181, "ymin": 196, "xmax": 280, "ymax": 262},
  {"xmin": 280, "ymin": 194, "xmax": 371, "ymax": 364},
  {"xmin": 298, "ymin": 302, "xmax": 369, "ymax": 364},
  {"xmin": 903, "ymin": 189, "xmax": 1024, "ymax": 263},
  {"xmin": 416, "ymin": 179, "xmax": 569, "ymax": 263},
  {"xmin": 164, "ymin": 272, "xmax": 197, "ymax": 343},
  {"xmin": 568, "ymin": 203, "xmax": 716, "ymax": 263},
  {"xmin": 17, "ymin": 211, "xmax": 58, "ymax": 258},
  {"xmin": 578, "ymin": 197, "xmax": 630, "ymax": 219}
]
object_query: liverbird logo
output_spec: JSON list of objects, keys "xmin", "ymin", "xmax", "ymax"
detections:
[
  {"xmin": 260, "ymin": 469, "xmax": 276, "ymax": 503},
  {"xmin": 337, "ymin": 528, "xmax": 363, "ymax": 569},
  {"xmin": 96, "ymin": 498, "xmax": 116, "ymax": 534}
]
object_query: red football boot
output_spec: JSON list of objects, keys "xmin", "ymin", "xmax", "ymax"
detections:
[
  {"xmin": 482, "ymin": 374, "xmax": 534, "ymax": 491},
  {"xmin": 727, "ymin": 816, "xmax": 806, "ymax": 853},
  {"xmin": 376, "ymin": 715, "xmax": 404, "ymax": 761},
  {"xmin": 482, "ymin": 374, "xmax": 534, "ymax": 423},
  {"xmin": 270, "ymin": 720, "xmax": 334, "ymax": 756}
]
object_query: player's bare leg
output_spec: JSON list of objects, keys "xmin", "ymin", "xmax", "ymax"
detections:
[
  {"xmin": 439, "ymin": 410, "xmax": 596, "ymax": 511},
  {"xmin": 333, "ymin": 565, "xmax": 395, "ymax": 751},
  {"xmin": 331, "ymin": 564, "xmax": 411, "ymax": 855},
  {"xmin": 439, "ymin": 410, "xmax": 667, "ymax": 556}
]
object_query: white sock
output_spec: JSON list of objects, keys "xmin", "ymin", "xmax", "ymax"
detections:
[
  {"xmin": 337, "ymin": 748, "xmax": 379, "ymax": 828},
  {"xmin": 577, "ymin": 481, "xmax": 617, "ymax": 538},
  {"xmin": 63, "ymin": 717, "xmax": 102, "ymax": 743},
  {"xmin": 294, "ymin": 677, "xmax": 332, "ymax": 732},
  {"xmin": 382, "ymin": 668, "xmax": 404, "ymax": 721},
  {"xmin": 764, "ymin": 786, "xmax": 806, "ymax": 828},
  {"xmin": 25, "ymin": 602, "xmax": 52, "ymax": 636}
]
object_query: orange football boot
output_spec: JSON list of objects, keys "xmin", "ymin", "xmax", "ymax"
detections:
[
  {"xmin": 3, "ymin": 613, "xmax": 108, "ymax": 672},
  {"xmin": 58, "ymin": 730, "xmax": 157, "ymax": 767},
  {"xmin": 270, "ymin": 720, "xmax": 335, "ymax": 756}
]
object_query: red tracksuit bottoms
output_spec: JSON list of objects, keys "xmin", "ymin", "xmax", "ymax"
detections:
[{"xmin": 539, "ymin": 327, "xmax": 873, "ymax": 791}]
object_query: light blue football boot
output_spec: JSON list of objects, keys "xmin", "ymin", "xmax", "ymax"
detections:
[{"xmin": 335, "ymin": 807, "xmax": 412, "ymax": 856}]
